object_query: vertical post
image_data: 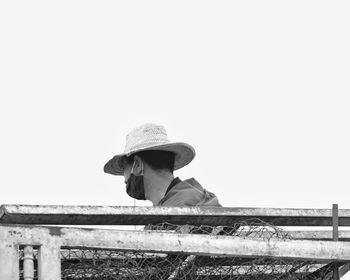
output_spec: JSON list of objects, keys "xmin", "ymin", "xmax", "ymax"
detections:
[
  {"xmin": 333, "ymin": 204, "xmax": 339, "ymax": 241},
  {"xmin": 38, "ymin": 243, "xmax": 61, "ymax": 280},
  {"xmin": 332, "ymin": 203, "xmax": 339, "ymax": 280},
  {"xmin": 23, "ymin": 246, "xmax": 34, "ymax": 280},
  {"xmin": 0, "ymin": 242, "xmax": 19, "ymax": 280}
]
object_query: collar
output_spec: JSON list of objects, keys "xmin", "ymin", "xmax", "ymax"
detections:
[{"xmin": 164, "ymin": 177, "xmax": 181, "ymax": 196}]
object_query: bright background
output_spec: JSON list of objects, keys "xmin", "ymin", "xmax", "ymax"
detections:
[{"xmin": 1, "ymin": 0, "xmax": 349, "ymax": 276}]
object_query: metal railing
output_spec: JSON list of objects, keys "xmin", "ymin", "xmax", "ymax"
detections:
[{"xmin": 1, "ymin": 204, "xmax": 350, "ymax": 280}]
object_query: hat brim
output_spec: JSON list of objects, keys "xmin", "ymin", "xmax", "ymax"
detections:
[{"xmin": 103, "ymin": 142, "xmax": 196, "ymax": 176}]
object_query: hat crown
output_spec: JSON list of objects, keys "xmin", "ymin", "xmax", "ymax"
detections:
[{"xmin": 124, "ymin": 123, "xmax": 170, "ymax": 155}]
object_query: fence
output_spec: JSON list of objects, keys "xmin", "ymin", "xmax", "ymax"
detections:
[{"xmin": 1, "ymin": 204, "xmax": 350, "ymax": 279}]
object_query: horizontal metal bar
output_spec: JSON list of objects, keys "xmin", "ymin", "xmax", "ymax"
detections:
[
  {"xmin": 2, "ymin": 224, "xmax": 350, "ymax": 261},
  {"xmin": 159, "ymin": 229, "xmax": 350, "ymax": 241},
  {"xmin": 2, "ymin": 204, "xmax": 350, "ymax": 226},
  {"xmin": 285, "ymin": 231, "xmax": 350, "ymax": 241}
]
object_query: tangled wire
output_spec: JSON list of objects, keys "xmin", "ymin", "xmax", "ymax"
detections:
[{"xmin": 20, "ymin": 219, "xmax": 333, "ymax": 280}]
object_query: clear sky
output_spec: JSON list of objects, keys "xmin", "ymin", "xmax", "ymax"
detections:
[{"xmin": 1, "ymin": 1, "xmax": 350, "ymax": 276}]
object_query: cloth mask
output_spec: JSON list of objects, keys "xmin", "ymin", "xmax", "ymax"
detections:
[{"xmin": 126, "ymin": 161, "xmax": 146, "ymax": 200}]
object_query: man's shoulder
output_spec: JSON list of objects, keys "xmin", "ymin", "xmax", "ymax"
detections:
[
  {"xmin": 158, "ymin": 177, "xmax": 221, "ymax": 207},
  {"xmin": 174, "ymin": 177, "xmax": 202, "ymax": 189}
]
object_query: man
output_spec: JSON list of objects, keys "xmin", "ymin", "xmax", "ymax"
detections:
[{"xmin": 104, "ymin": 123, "xmax": 221, "ymax": 207}]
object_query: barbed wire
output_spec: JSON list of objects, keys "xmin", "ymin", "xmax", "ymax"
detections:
[{"xmin": 19, "ymin": 220, "xmax": 334, "ymax": 279}]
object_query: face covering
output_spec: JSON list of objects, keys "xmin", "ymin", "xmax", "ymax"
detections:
[{"xmin": 126, "ymin": 161, "xmax": 146, "ymax": 200}]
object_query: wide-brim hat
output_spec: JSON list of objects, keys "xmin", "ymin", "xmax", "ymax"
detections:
[{"xmin": 104, "ymin": 123, "xmax": 196, "ymax": 176}]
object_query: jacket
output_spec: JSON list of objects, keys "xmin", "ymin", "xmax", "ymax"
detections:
[{"xmin": 156, "ymin": 178, "xmax": 221, "ymax": 207}]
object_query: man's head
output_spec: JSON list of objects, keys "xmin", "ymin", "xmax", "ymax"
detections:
[
  {"xmin": 104, "ymin": 123, "xmax": 196, "ymax": 203},
  {"xmin": 121, "ymin": 150, "xmax": 175, "ymax": 203},
  {"xmin": 122, "ymin": 150, "xmax": 175, "ymax": 183}
]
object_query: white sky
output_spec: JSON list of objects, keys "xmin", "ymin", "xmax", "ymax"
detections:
[{"xmin": 1, "ymin": 1, "xmax": 350, "ymax": 276}]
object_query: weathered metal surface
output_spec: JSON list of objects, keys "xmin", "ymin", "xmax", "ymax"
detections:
[
  {"xmin": 286, "ymin": 230, "xmax": 350, "ymax": 241},
  {"xmin": 61, "ymin": 228, "xmax": 350, "ymax": 261},
  {"xmin": 232, "ymin": 230, "xmax": 350, "ymax": 241},
  {"xmin": 23, "ymin": 245, "xmax": 34, "ymax": 280},
  {"xmin": 0, "ymin": 234, "xmax": 19, "ymax": 280},
  {"xmin": 38, "ymin": 243, "xmax": 61, "ymax": 280},
  {"xmin": 1, "ymin": 225, "xmax": 62, "ymax": 280},
  {"xmin": 1, "ymin": 204, "xmax": 350, "ymax": 226},
  {"xmin": 2, "ymin": 224, "xmax": 350, "ymax": 261}
]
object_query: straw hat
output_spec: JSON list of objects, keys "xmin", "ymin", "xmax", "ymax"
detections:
[{"xmin": 104, "ymin": 123, "xmax": 196, "ymax": 176}]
